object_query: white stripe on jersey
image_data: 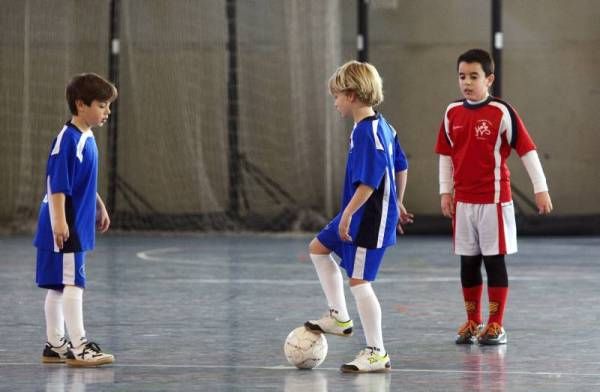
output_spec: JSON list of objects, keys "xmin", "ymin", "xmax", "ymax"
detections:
[
  {"xmin": 76, "ymin": 131, "xmax": 94, "ymax": 162},
  {"xmin": 376, "ymin": 169, "xmax": 391, "ymax": 248},
  {"xmin": 63, "ymin": 253, "xmax": 76, "ymax": 285},
  {"xmin": 489, "ymin": 102, "xmax": 513, "ymax": 203},
  {"xmin": 50, "ymin": 126, "xmax": 68, "ymax": 156},
  {"xmin": 443, "ymin": 102, "xmax": 464, "ymax": 148},
  {"xmin": 493, "ymin": 128, "xmax": 503, "ymax": 203},
  {"xmin": 489, "ymin": 101, "xmax": 513, "ymax": 145},
  {"xmin": 352, "ymin": 247, "xmax": 367, "ymax": 280},
  {"xmin": 371, "ymin": 119, "xmax": 384, "ymax": 150}
]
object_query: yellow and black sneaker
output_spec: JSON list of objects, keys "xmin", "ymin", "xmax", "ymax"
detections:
[
  {"xmin": 477, "ymin": 322, "xmax": 507, "ymax": 345},
  {"xmin": 305, "ymin": 309, "xmax": 353, "ymax": 337},
  {"xmin": 340, "ymin": 347, "xmax": 391, "ymax": 373},
  {"xmin": 455, "ymin": 320, "xmax": 484, "ymax": 345}
]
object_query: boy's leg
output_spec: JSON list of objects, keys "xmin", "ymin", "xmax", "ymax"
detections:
[
  {"xmin": 309, "ymin": 238, "xmax": 350, "ymax": 321},
  {"xmin": 45, "ymin": 289, "xmax": 65, "ymax": 346},
  {"xmin": 63, "ymin": 285, "xmax": 86, "ymax": 347},
  {"xmin": 341, "ymin": 247, "xmax": 390, "ymax": 373},
  {"xmin": 479, "ymin": 255, "xmax": 508, "ymax": 345},
  {"xmin": 61, "ymin": 253, "xmax": 114, "ymax": 366},
  {"xmin": 456, "ymin": 255, "xmax": 484, "ymax": 344},
  {"xmin": 305, "ymin": 238, "xmax": 353, "ymax": 336},
  {"xmin": 350, "ymin": 281, "xmax": 384, "ymax": 353},
  {"xmin": 42, "ymin": 289, "xmax": 70, "ymax": 363}
]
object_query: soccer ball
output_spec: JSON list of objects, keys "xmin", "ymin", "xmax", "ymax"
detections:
[{"xmin": 284, "ymin": 326, "xmax": 328, "ymax": 369}]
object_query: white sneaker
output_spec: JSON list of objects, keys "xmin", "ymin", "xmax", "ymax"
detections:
[
  {"xmin": 42, "ymin": 337, "xmax": 71, "ymax": 363},
  {"xmin": 304, "ymin": 309, "xmax": 353, "ymax": 336},
  {"xmin": 340, "ymin": 347, "xmax": 391, "ymax": 373},
  {"xmin": 66, "ymin": 341, "xmax": 115, "ymax": 367}
]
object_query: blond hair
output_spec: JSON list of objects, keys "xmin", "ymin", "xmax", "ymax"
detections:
[{"xmin": 328, "ymin": 60, "xmax": 383, "ymax": 106}]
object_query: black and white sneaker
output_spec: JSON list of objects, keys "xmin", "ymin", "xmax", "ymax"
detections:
[
  {"xmin": 42, "ymin": 337, "xmax": 71, "ymax": 363},
  {"xmin": 66, "ymin": 341, "xmax": 115, "ymax": 367}
]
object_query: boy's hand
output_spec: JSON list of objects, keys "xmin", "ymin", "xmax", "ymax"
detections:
[
  {"xmin": 52, "ymin": 219, "xmax": 69, "ymax": 249},
  {"xmin": 441, "ymin": 193, "xmax": 454, "ymax": 218},
  {"xmin": 397, "ymin": 203, "xmax": 414, "ymax": 235},
  {"xmin": 535, "ymin": 191, "xmax": 553, "ymax": 215},
  {"xmin": 339, "ymin": 210, "xmax": 353, "ymax": 242},
  {"xmin": 96, "ymin": 205, "xmax": 111, "ymax": 233}
]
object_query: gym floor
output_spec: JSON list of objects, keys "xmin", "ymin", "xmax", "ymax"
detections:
[{"xmin": 1, "ymin": 233, "xmax": 599, "ymax": 391}]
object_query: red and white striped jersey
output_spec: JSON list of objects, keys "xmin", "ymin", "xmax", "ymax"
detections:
[{"xmin": 435, "ymin": 97, "xmax": 536, "ymax": 204}]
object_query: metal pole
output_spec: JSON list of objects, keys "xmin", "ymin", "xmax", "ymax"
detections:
[
  {"xmin": 357, "ymin": 0, "xmax": 369, "ymax": 61},
  {"xmin": 226, "ymin": 0, "xmax": 241, "ymax": 217},
  {"xmin": 107, "ymin": 0, "xmax": 120, "ymax": 214},
  {"xmin": 491, "ymin": 0, "xmax": 502, "ymax": 97}
]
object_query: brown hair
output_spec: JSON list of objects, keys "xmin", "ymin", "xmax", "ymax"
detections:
[
  {"xmin": 457, "ymin": 49, "xmax": 495, "ymax": 76},
  {"xmin": 328, "ymin": 61, "xmax": 383, "ymax": 106},
  {"xmin": 66, "ymin": 73, "xmax": 118, "ymax": 115}
]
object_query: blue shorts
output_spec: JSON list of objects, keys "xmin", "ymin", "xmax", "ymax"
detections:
[
  {"xmin": 36, "ymin": 249, "xmax": 86, "ymax": 290},
  {"xmin": 316, "ymin": 213, "xmax": 387, "ymax": 281}
]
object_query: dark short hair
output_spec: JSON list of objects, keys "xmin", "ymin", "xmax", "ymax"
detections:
[
  {"xmin": 66, "ymin": 73, "xmax": 118, "ymax": 115},
  {"xmin": 457, "ymin": 49, "xmax": 495, "ymax": 76}
]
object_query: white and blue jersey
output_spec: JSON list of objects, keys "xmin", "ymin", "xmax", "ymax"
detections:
[
  {"xmin": 317, "ymin": 113, "xmax": 408, "ymax": 281},
  {"xmin": 34, "ymin": 122, "xmax": 98, "ymax": 253},
  {"xmin": 343, "ymin": 113, "xmax": 407, "ymax": 249}
]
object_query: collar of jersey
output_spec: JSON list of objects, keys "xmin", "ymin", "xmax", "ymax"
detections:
[
  {"xmin": 65, "ymin": 121, "xmax": 93, "ymax": 135},
  {"xmin": 356, "ymin": 112, "xmax": 380, "ymax": 125},
  {"xmin": 463, "ymin": 96, "xmax": 492, "ymax": 110}
]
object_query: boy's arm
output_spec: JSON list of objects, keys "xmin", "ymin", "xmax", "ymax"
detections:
[
  {"xmin": 49, "ymin": 193, "xmax": 69, "ymax": 249},
  {"xmin": 339, "ymin": 184, "xmax": 374, "ymax": 242},
  {"xmin": 395, "ymin": 169, "xmax": 414, "ymax": 234},
  {"xmin": 96, "ymin": 193, "xmax": 111, "ymax": 233},
  {"xmin": 521, "ymin": 150, "xmax": 553, "ymax": 214},
  {"xmin": 439, "ymin": 155, "xmax": 454, "ymax": 218}
]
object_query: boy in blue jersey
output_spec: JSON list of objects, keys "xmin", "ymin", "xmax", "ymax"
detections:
[
  {"xmin": 305, "ymin": 61, "xmax": 413, "ymax": 372},
  {"xmin": 34, "ymin": 73, "xmax": 117, "ymax": 367}
]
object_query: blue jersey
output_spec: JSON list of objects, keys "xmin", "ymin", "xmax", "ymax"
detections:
[
  {"xmin": 34, "ymin": 122, "xmax": 98, "ymax": 253},
  {"xmin": 342, "ymin": 113, "xmax": 408, "ymax": 249}
]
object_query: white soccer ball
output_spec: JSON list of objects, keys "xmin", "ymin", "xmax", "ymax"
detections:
[{"xmin": 284, "ymin": 326, "xmax": 328, "ymax": 369}]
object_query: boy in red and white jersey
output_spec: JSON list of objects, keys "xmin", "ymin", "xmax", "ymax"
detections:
[{"xmin": 435, "ymin": 49, "xmax": 553, "ymax": 345}]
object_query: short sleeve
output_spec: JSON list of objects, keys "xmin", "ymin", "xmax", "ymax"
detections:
[
  {"xmin": 47, "ymin": 134, "xmax": 76, "ymax": 195},
  {"xmin": 350, "ymin": 127, "xmax": 387, "ymax": 189},
  {"xmin": 394, "ymin": 135, "xmax": 408, "ymax": 172},
  {"xmin": 435, "ymin": 119, "xmax": 452, "ymax": 156},
  {"xmin": 507, "ymin": 106, "xmax": 536, "ymax": 157}
]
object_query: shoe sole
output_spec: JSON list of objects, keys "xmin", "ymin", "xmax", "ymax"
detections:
[
  {"xmin": 304, "ymin": 322, "xmax": 353, "ymax": 337},
  {"xmin": 42, "ymin": 357, "xmax": 66, "ymax": 364},
  {"xmin": 66, "ymin": 357, "xmax": 114, "ymax": 367},
  {"xmin": 455, "ymin": 336, "xmax": 476, "ymax": 345},
  {"xmin": 340, "ymin": 363, "xmax": 391, "ymax": 373},
  {"xmin": 478, "ymin": 338, "xmax": 507, "ymax": 345}
]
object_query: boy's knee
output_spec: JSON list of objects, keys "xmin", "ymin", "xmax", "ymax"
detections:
[
  {"xmin": 309, "ymin": 238, "xmax": 330, "ymax": 255},
  {"xmin": 349, "ymin": 278, "xmax": 368, "ymax": 287}
]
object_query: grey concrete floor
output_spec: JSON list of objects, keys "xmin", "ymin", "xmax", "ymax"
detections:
[{"xmin": 1, "ymin": 233, "xmax": 599, "ymax": 391}]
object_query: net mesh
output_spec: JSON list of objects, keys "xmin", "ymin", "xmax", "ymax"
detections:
[{"xmin": 1, "ymin": 0, "xmax": 344, "ymax": 232}]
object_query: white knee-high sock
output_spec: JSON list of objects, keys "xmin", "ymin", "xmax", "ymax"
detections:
[
  {"xmin": 44, "ymin": 289, "xmax": 65, "ymax": 346},
  {"xmin": 351, "ymin": 283, "xmax": 385, "ymax": 355},
  {"xmin": 310, "ymin": 253, "xmax": 350, "ymax": 321},
  {"xmin": 63, "ymin": 285, "xmax": 86, "ymax": 347}
]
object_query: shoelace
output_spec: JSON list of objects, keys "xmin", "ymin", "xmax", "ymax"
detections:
[
  {"xmin": 482, "ymin": 323, "xmax": 502, "ymax": 337},
  {"xmin": 458, "ymin": 321, "xmax": 478, "ymax": 335},
  {"xmin": 78, "ymin": 342, "xmax": 103, "ymax": 358}
]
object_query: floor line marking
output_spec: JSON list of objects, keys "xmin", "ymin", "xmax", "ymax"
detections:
[{"xmin": 1, "ymin": 363, "xmax": 599, "ymax": 378}]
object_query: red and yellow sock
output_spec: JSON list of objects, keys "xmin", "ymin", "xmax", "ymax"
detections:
[
  {"xmin": 487, "ymin": 286, "xmax": 509, "ymax": 325},
  {"xmin": 462, "ymin": 285, "xmax": 483, "ymax": 324}
]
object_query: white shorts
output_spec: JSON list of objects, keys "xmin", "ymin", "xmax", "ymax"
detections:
[{"xmin": 453, "ymin": 201, "xmax": 517, "ymax": 256}]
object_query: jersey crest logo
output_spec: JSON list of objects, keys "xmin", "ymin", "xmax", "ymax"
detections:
[{"xmin": 474, "ymin": 119, "xmax": 493, "ymax": 139}]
